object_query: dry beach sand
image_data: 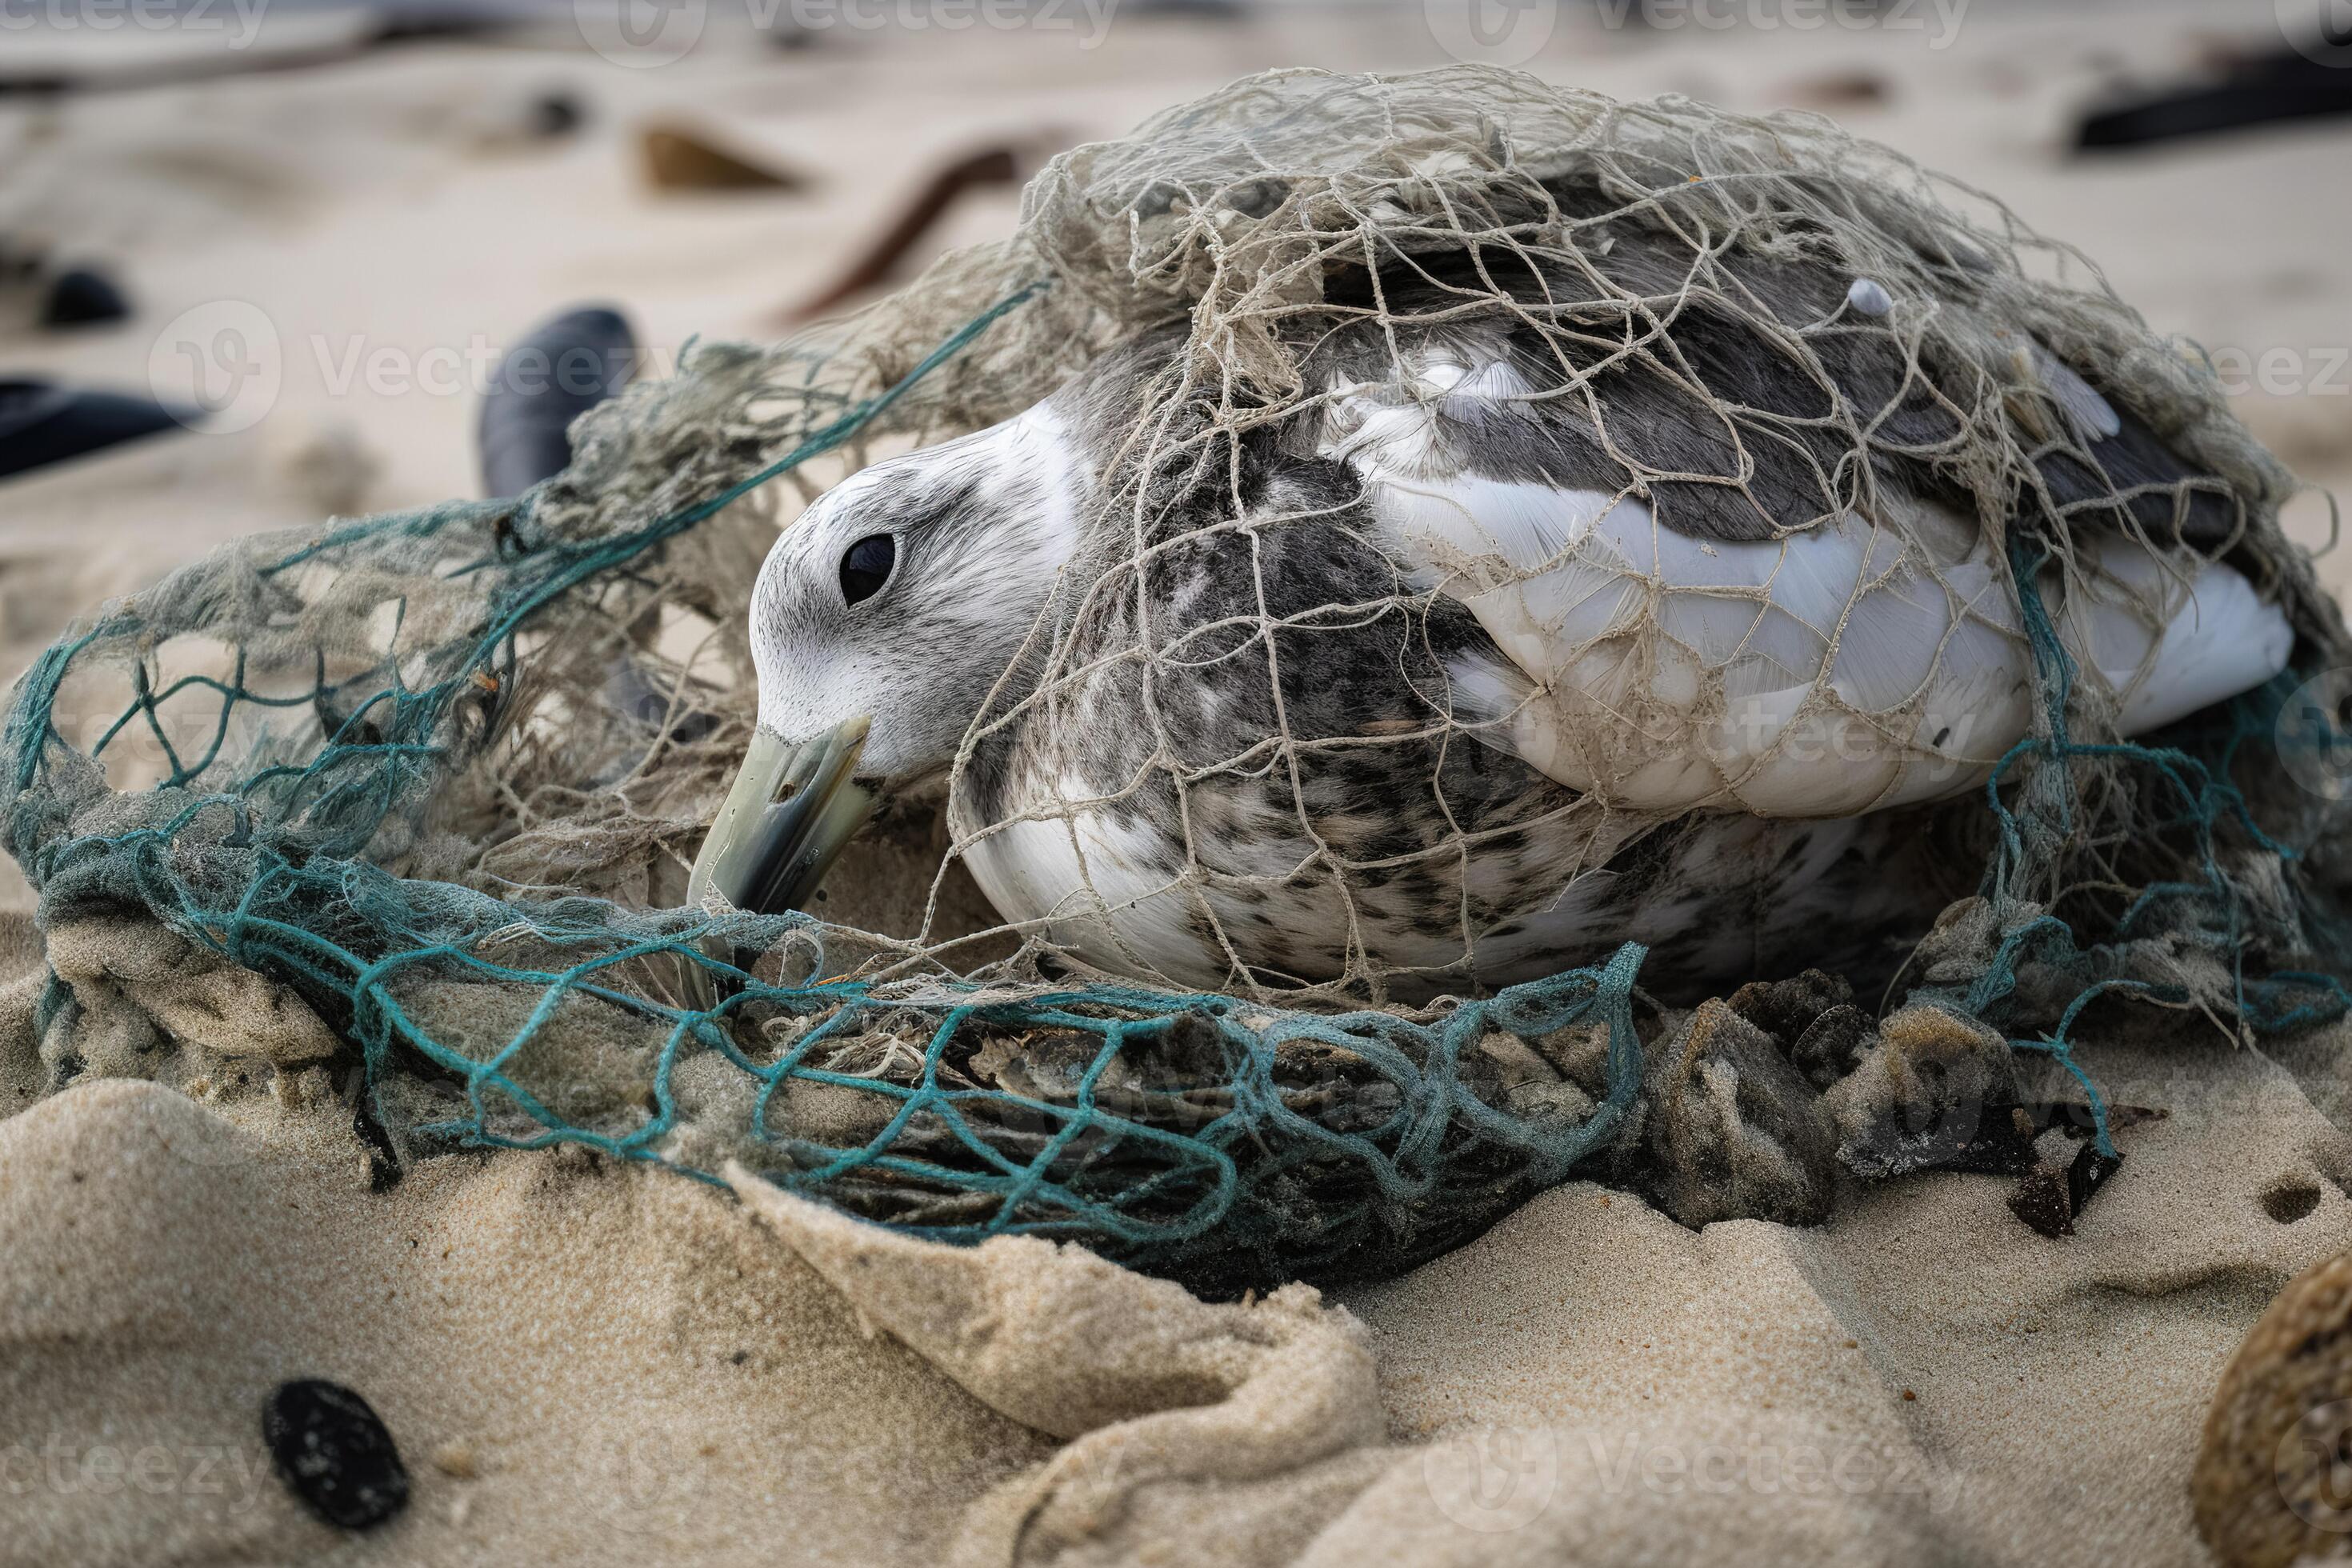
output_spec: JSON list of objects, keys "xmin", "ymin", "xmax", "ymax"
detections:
[{"xmin": 8, "ymin": 3, "xmax": 2352, "ymax": 1563}]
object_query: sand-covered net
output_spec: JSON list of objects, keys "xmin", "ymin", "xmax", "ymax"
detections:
[{"xmin": 6, "ymin": 66, "xmax": 2351, "ymax": 1290}]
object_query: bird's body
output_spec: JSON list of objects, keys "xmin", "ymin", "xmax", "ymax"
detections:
[
  {"xmin": 948, "ymin": 401, "xmax": 1961, "ymax": 994},
  {"xmin": 712, "ymin": 176, "xmax": 2295, "ymax": 1002}
]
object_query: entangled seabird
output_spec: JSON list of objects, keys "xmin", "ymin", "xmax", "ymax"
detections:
[{"xmin": 690, "ymin": 183, "xmax": 2294, "ymax": 1002}]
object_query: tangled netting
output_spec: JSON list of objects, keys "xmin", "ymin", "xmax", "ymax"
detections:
[{"xmin": 7, "ymin": 68, "xmax": 2352, "ymax": 1287}]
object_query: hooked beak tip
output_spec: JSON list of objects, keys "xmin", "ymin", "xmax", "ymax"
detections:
[{"xmin": 680, "ymin": 715, "xmax": 878, "ymax": 1009}]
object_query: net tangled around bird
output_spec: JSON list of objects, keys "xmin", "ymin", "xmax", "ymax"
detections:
[{"xmin": 7, "ymin": 66, "xmax": 2352, "ymax": 1289}]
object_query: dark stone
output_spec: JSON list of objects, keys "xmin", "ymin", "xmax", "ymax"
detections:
[
  {"xmin": 352, "ymin": 1094, "xmax": 403, "ymax": 1194},
  {"xmin": 2066, "ymin": 1138, "xmax": 2122, "ymax": 1216},
  {"xmin": 1826, "ymin": 1006, "xmax": 2020, "ymax": 1180},
  {"xmin": 262, "ymin": 1379, "xmax": 410, "ymax": 1530},
  {"xmin": 477, "ymin": 304, "xmax": 636, "ymax": 498},
  {"xmin": 2006, "ymin": 1134, "xmax": 2124, "ymax": 1239},
  {"xmin": 1852, "ymin": 1098, "xmax": 2040, "ymax": 1181},
  {"xmin": 530, "ymin": 90, "xmax": 584, "ymax": 138},
  {"xmin": 1642, "ymin": 998, "xmax": 1836, "ymax": 1228},
  {"xmin": 1788, "ymin": 1003, "xmax": 1874, "ymax": 1091},
  {"xmin": 2009, "ymin": 1162, "xmax": 2074, "ymax": 1238},
  {"xmin": 1846, "ymin": 1097, "xmax": 2155, "ymax": 1186},
  {"xmin": 0, "ymin": 378, "xmax": 192, "ymax": 478},
  {"xmin": 2079, "ymin": 46, "xmax": 2352, "ymax": 151},
  {"xmin": 39, "ymin": 266, "xmax": 130, "ymax": 329},
  {"xmin": 1726, "ymin": 969, "xmax": 1853, "ymax": 1050}
]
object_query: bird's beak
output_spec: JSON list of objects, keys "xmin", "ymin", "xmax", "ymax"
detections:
[{"xmin": 681, "ymin": 717, "xmax": 877, "ymax": 1008}]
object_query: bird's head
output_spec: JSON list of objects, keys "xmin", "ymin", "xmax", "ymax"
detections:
[{"xmin": 687, "ymin": 404, "xmax": 1091, "ymax": 918}]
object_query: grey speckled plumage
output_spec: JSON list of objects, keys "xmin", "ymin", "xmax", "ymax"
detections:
[
  {"xmin": 737, "ymin": 178, "xmax": 2291, "ymax": 1002},
  {"xmin": 948, "ymin": 414, "xmax": 1961, "ymax": 997}
]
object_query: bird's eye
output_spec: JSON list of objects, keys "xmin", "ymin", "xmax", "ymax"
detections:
[{"xmin": 838, "ymin": 534, "xmax": 896, "ymax": 607}]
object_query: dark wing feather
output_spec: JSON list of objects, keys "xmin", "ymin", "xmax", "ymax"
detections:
[{"xmin": 1302, "ymin": 172, "xmax": 2244, "ymax": 552}]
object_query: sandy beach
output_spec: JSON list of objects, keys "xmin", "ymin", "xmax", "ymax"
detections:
[{"xmin": 7, "ymin": 3, "xmax": 2352, "ymax": 1563}]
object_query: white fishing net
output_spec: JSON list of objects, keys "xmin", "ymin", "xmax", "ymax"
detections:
[{"xmin": 10, "ymin": 66, "xmax": 2348, "ymax": 1282}]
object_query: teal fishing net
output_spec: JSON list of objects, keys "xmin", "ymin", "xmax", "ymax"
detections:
[{"xmin": 6, "ymin": 67, "xmax": 2350, "ymax": 1287}]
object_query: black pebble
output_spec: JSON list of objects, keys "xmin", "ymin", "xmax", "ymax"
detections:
[
  {"xmin": 1785, "ymin": 1004, "xmax": 1875, "ymax": 1092},
  {"xmin": 0, "ymin": 378, "xmax": 193, "ymax": 478},
  {"xmin": 2008, "ymin": 1164, "xmax": 2075, "ymax": 1239},
  {"xmin": 352, "ymin": 1094, "xmax": 404, "ymax": 1194},
  {"xmin": 2007, "ymin": 1140, "xmax": 2124, "ymax": 1239},
  {"xmin": 39, "ymin": 266, "xmax": 130, "ymax": 329},
  {"xmin": 476, "ymin": 303, "xmax": 636, "ymax": 498},
  {"xmin": 2078, "ymin": 47, "xmax": 2352, "ymax": 151},
  {"xmin": 1724, "ymin": 968, "xmax": 1852, "ymax": 1052},
  {"xmin": 530, "ymin": 90, "xmax": 584, "ymax": 138},
  {"xmin": 262, "ymin": 1379, "xmax": 410, "ymax": 1530}
]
